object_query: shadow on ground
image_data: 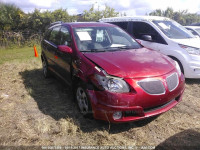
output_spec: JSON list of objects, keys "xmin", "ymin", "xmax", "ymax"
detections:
[
  {"xmin": 20, "ymin": 69, "xmax": 155, "ymax": 133},
  {"xmin": 185, "ymin": 78, "xmax": 200, "ymax": 85},
  {"xmin": 156, "ymin": 129, "xmax": 200, "ymax": 150}
]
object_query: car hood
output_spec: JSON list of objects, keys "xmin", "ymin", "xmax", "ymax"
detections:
[
  {"xmin": 172, "ymin": 38, "xmax": 200, "ymax": 48},
  {"xmin": 84, "ymin": 48, "xmax": 175, "ymax": 78}
]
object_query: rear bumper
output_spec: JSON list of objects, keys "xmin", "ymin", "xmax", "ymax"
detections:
[{"xmin": 87, "ymin": 74, "xmax": 185, "ymax": 123}]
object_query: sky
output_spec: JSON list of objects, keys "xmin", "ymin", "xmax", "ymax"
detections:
[{"xmin": 1, "ymin": 0, "xmax": 200, "ymax": 15}]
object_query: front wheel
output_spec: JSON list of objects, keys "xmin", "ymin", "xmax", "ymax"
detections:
[
  {"xmin": 169, "ymin": 56, "xmax": 184, "ymax": 74},
  {"xmin": 75, "ymin": 84, "xmax": 93, "ymax": 118}
]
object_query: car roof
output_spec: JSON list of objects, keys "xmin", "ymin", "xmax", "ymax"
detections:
[
  {"xmin": 51, "ymin": 22, "xmax": 116, "ymax": 28},
  {"xmin": 99, "ymin": 16, "xmax": 172, "ymax": 22},
  {"xmin": 185, "ymin": 26, "xmax": 200, "ymax": 29}
]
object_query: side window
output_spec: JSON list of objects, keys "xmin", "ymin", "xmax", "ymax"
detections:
[
  {"xmin": 186, "ymin": 28, "xmax": 198, "ymax": 36},
  {"xmin": 132, "ymin": 22, "xmax": 166, "ymax": 44},
  {"xmin": 44, "ymin": 28, "xmax": 52, "ymax": 40},
  {"xmin": 110, "ymin": 22, "xmax": 128, "ymax": 30},
  {"xmin": 49, "ymin": 26, "xmax": 61, "ymax": 45},
  {"xmin": 60, "ymin": 27, "xmax": 71, "ymax": 46}
]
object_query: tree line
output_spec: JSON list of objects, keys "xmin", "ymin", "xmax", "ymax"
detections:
[
  {"xmin": 149, "ymin": 7, "xmax": 200, "ymax": 26},
  {"xmin": 0, "ymin": 3, "xmax": 119, "ymax": 48},
  {"xmin": 0, "ymin": 3, "xmax": 119, "ymax": 33},
  {"xmin": 1, "ymin": 2, "xmax": 200, "ymax": 48}
]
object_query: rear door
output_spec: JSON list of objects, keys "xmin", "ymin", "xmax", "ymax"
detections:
[{"xmin": 41, "ymin": 28, "xmax": 53, "ymax": 68}]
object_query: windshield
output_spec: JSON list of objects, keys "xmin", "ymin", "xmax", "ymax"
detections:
[
  {"xmin": 153, "ymin": 20, "xmax": 194, "ymax": 39},
  {"xmin": 73, "ymin": 26, "xmax": 142, "ymax": 52},
  {"xmin": 195, "ymin": 28, "xmax": 200, "ymax": 34}
]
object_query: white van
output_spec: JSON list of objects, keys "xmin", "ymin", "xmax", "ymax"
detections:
[
  {"xmin": 185, "ymin": 26, "xmax": 200, "ymax": 37},
  {"xmin": 100, "ymin": 16, "xmax": 200, "ymax": 78}
]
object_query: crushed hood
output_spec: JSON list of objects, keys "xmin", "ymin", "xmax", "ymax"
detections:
[{"xmin": 84, "ymin": 48, "xmax": 175, "ymax": 78}]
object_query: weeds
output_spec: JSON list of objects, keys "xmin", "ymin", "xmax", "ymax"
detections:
[
  {"xmin": 0, "ymin": 31, "xmax": 41, "ymax": 49},
  {"xmin": 0, "ymin": 47, "xmax": 199, "ymax": 148}
]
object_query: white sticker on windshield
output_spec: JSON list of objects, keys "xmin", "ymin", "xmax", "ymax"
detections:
[
  {"xmin": 158, "ymin": 22, "xmax": 170, "ymax": 30},
  {"xmin": 96, "ymin": 30, "xmax": 104, "ymax": 42},
  {"xmin": 77, "ymin": 32, "xmax": 92, "ymax": 41}
]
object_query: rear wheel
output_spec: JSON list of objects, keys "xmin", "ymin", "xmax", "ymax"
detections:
[
  {"xmin": 75, "ymin": 83, "xmax": 93, "ymax": 118},
  {"xmin": 42, "ymin": 58, "xmax": 51, "ymax": 78}
]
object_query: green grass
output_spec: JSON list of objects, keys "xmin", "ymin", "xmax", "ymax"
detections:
[{"xmin": 0, "ymin": 45, "xmax": 41, "ymax": 64}]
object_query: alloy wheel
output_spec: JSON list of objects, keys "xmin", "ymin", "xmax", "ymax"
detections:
[{"xmin": 76, "ymin": 87, "xmax": 89, "ymax": 114}]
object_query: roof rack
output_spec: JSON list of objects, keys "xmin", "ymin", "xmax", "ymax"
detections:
[{"xmin": 50, "ymin": 21, "xmax": 63, "ymax": 26}]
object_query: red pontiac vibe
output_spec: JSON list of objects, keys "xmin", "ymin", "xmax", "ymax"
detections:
[{"xmin": 41, "ymin": 22, "xmax": 185, "ymax": 123}]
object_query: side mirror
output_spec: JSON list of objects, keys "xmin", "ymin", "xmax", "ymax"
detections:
[
  {"xmin": 57, "ymin": 45, "xmax": 72, "ymax": 54},
  {"xmin": 141, "ymin": 35, "xmax": 152, "ymax": 41}
]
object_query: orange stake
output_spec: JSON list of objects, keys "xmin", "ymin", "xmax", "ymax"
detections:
[{"xmin": 34, "ymin": 45, "xmax": 39, "ymax": 57}]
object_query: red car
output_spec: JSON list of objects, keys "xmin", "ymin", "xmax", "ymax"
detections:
[{"xmin": 41, "ymin": 22, "xmax": 185, "ymax": 123}]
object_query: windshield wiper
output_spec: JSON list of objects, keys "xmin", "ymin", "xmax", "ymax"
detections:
[
  {"xmin": 81, "ymin": 46, "xmax": 134, "ymax": 52},
  {"xmin": 107, "ymin": 46, "xmax": 134, "ymax": 51},
  {"xmin": 117, "ymin": 46, "xmax": 134, "ymax": 49},
  {"xmin": 80, "ymin": 49, "xmax": 106, "ymax": 52},
  {"xmin": 80, "ymin": 50, "xmax": 91, "ymax": 52},
  {"xmin": 90, "ymin": 49, "xmax": 106, "ymax": 52}
]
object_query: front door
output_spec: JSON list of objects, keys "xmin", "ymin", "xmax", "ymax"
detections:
[
  {"xmin": 130, "ymin": 21, "xmax": 168, "ymax": 53},
  {"xmin": 54, "ymin": 26, "xmax": 72, "ymax": 85}
]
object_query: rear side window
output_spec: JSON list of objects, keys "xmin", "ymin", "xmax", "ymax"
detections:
[
  {"xmin": 109, "ymin": 22, "xmax": 128, "ymax": 30},
  {"xmin": 44, "ymin": 29, "xmax": 52, "ymax": 40},
  {"xmin": 132, "ymin": 22, "xmax": 167, "ymax": 44},
  {"xmin": 49, "ymin": 26, "xmax": 61, "ymax": 45}
]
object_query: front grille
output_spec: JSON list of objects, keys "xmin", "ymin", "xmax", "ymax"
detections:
[
  {"xmin": 144, "ymin": 98, "xmax": 176, "ymax": 113},
  {"xmin": 124, "ymin": 111, "xmax": 138, "ymax": 117},
  {"xmin": 166, "ymin": 73, "xmax": 179, "ymax": 92},
  {"xmin": 123, "ymin": 95, "xmax": 181, "ymax": 117},
  {"xmin": 124, "ymin": 110, "xmax": 143, "ymax": 117},
  {"xmin": 137, "ymin": 79, "xmax": 165, "ymax": 95}
]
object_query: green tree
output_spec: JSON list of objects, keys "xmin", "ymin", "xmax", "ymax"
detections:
[
  {"xmin": 82, "ymin": 5, "xmax": 119, "ymax": 21},
  {"xmin": 51, "ymin": 9, "xmax": 70, "ymax": 22},
  {"xmin": 149, "ymin": 7, "xmax": 200, "ymax": 25},
  {"xmin": 0, "ymin": 3, "xmax": 24, "ymax": 31},
  {"xmin": 27, "ymin": 9, "xmax": 76, "ymax": 33},
  {"xmin": 149, "ymin": 9, "xmax": 162, "ymax": 16},
  {"xmin": 27, "ymin": 9, "xmax": 43, "ymax": 33}
]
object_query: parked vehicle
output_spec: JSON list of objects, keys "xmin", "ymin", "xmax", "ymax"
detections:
[
  {"xmin": 100, "ymin": 16, "xmax": 200, "ymax": 79},
  {"xmin": 41, "ymin": 22, "xmax": 185, "ymax": 123},
  {"xmin": 185, "ymin": 26, "xmax": 200, "ymax": 37}
]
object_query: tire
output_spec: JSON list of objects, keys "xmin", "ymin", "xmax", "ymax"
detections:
[
  {"xmin": 75, "ymin": 83, "xmax": 93, "ymax": 118},
  {"xmin": 42, "ymin": 58, "xmax": 51, "ymax": 78},
  {"xmin": 174, "ymin": 60, "xmax": 184, "ymax": 75},
  {"xmin": 169, "ymin": 56, "xmax": 184, "ymax": 74}
]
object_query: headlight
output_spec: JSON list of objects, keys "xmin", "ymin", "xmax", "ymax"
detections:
[
  {"xmin": 175, "ymin": 61, "xmax": 181, "ymax": 76},
  {"xmin": 179, "ymin": 44, "xmax": 200, "ymax": 55},
  {"xmin": 95, "ymin": 74, "xmax": 130, "ymax": 93}
]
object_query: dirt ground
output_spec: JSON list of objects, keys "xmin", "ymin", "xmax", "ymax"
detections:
[{"xmin": 0, "ymin": 59, "xmax": 200, "ymax": 150}]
